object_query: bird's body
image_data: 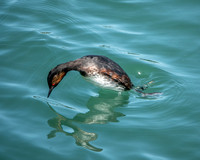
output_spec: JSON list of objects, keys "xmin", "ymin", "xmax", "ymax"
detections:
[
  {"xmin": 79, "ymin": 55, "xmax": 134, "ymax": 91},
  {"xmin": 47, "ymin": 55, "xmax": 134, "ymax": 97}
]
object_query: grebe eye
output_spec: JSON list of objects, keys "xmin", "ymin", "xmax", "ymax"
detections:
[{"xmin": 51, "ymin": 71, "xmax": 66, "ymax": 86}]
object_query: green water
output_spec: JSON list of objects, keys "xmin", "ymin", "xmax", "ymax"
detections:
[{"xmin": 0, "ymin": 0, "xmax": 200, "ymax": 159}]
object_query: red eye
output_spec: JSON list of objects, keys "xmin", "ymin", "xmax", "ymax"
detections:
[{"xmin": 52, "ymin": 83, "xmax": 55, "ymax": 86}]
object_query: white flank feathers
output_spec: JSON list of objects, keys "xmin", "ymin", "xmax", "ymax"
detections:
[{"xmin": 84, "ymin": 74, "xmax": 125, "ymax": 91}]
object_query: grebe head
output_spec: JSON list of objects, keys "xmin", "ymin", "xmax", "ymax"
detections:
[{"xmin": 47, "ymin": 66, "xmax": 66, "ymax": 97}]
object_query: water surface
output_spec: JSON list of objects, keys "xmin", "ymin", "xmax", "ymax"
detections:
[{"xmin": 0, "ymin": 0, "xmax": 200, "ymax": 160}]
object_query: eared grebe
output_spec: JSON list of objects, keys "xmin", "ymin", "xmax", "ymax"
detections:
[{"xmin": 47, "ymin": 55, "xmax": 138, "ymax": 97}]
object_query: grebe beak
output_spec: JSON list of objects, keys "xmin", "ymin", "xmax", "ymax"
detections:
[{"xmin": 47, "ymin": 86, "xmax": 54, "ymax": 98}]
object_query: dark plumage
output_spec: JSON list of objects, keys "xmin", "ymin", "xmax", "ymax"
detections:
[{"xmin": 47, "ymin": 55, "xmax": 134, "ymax": 97}]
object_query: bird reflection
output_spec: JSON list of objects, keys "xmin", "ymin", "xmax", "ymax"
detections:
[{"xmin": 47, "ymin": 90, "xmax": 129, "ymax": 152}]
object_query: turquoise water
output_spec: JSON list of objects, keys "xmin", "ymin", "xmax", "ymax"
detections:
[{"xmin": 1, "ymin": 0, "xmax": 200, "ymax": 159}]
